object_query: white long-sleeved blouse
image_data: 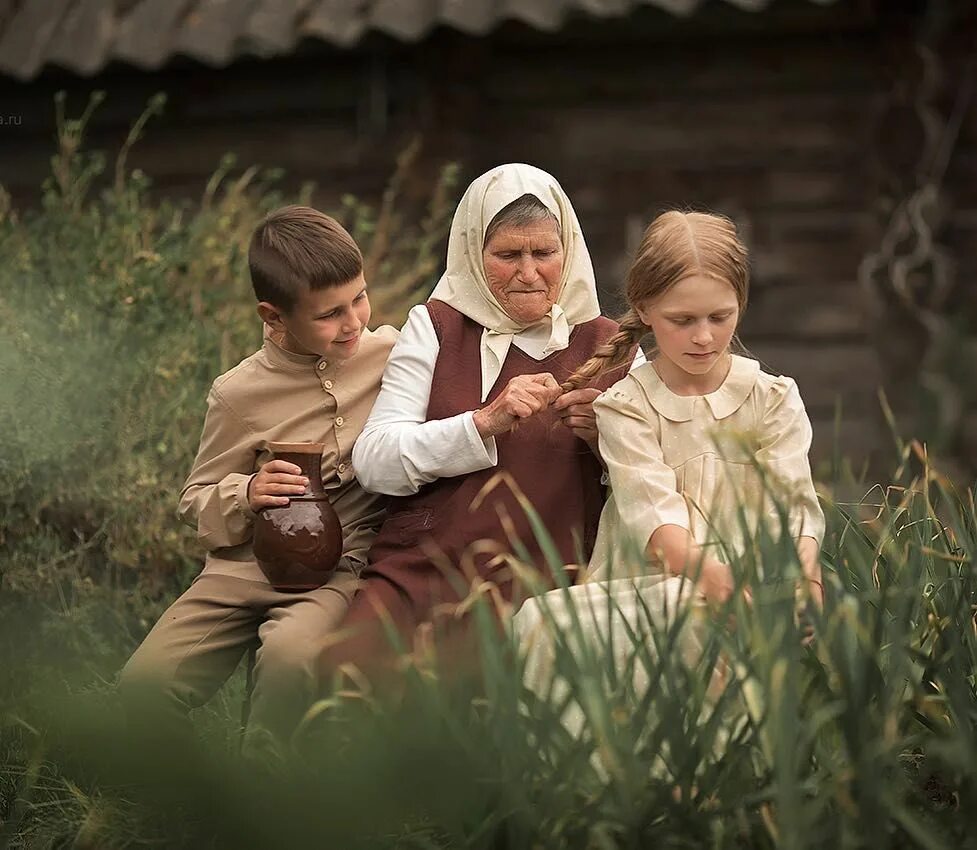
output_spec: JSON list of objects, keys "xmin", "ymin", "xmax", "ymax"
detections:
[{"xmin": 352, "ymin": 304, "xmax": 646, "ymax": 497}]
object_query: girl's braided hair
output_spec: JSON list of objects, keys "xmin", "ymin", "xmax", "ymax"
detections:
[
  {"xmin": 562, "ymin": 210, "xmax": 749, "ymax": 392},
  {"xmin": 560, "ymin": 308, "xmax": 647, "ymax": 391}
]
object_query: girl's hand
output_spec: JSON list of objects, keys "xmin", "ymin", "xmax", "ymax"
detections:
[
  {"xmin": 647, "ymin": 526, "xmax": 747, "ymax": 607},
  {"xmin": 695, "ymin": 559, "xmax": 738, "ymax": 606},
  {"xmin": 553, "ymin": 387, "xmax": 601, "ymax": 444},
  {"xmin": 248, "ymin": 460, "xmax": 309, "ymax": 511},
  {"xmin": 795, "ymin": 575, "xmax": 823, "ymax": 646},
  {"xmin": 473, "ymin": 373, "xmax": 563, "ymax": 438}
]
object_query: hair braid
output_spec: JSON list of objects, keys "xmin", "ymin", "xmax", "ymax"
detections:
[{"xmin": 561, "ymin": 309, "xmax": 647, "ymax": 392}]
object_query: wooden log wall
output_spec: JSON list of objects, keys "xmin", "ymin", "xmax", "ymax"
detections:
[
  {"xmin": 0, "ymin": 0, "xmax": 972, "ymax": 473},
  {"xmin": 435, "ymin": 25, "xmax": 887, "ymax": 470}
]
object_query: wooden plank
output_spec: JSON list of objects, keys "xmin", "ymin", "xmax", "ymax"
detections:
[
  {"xmin": 555, "ymin": 102, "xmax": 868, "ymax": 161},
  {"xmin": 750, "ymin": 210, "xmax": 875, "ymax": 279},
  {"xmin": 477, "ymin": 40, "xmax": 880, "ymax": 103},
  {"xmin": 808, "ymin": 414, "xmax": 884, "ymax": 472},
  {"xmin": 173, "ymin": 67, "xmax": 363, "ymax": 119},
  {"xmin": 0, "ymin": 144, "xmax": 56, "ymax": 193},
  {"xmin": 757, "ymin": 168, "xmax": 872, "ymax": 209},
  {"xmin": 581, "ymin": 209, "xmax": 873, "ymax": 307},
  {"xmin": 749, "ymin": 342, "xmax": 882, "ymax": 415},
  {"xmin": 0, "ymin": 0, "xmax": 19, "ymax": 31},
  {"xmin": 123, "ymin": 119, "xmax": 363, "ymax": 179},
  {"xmin": 570, "ymin": 163, "xmax": 872, "ymax": 216},
  {"xmin": 740, "ymin": 282, "xmax": 869, "ymax": 340},
  {"xmin": 0, "ymin": 53, "xmax": 366, "ymax": 127},
  {"xmin": 0, "ymin": 0, "xmax": 74, "ymax": 79},
  {"xmin": 748, "ymin": 214, "xmax": 874, "ymax": 282}
]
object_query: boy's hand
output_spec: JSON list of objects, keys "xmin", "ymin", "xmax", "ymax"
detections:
[{"xmin": 248, "ymin": 460, "xmax": 309, "ymax": 512}]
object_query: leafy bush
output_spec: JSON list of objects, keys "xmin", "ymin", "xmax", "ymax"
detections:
[{"xmin": 0, "ymin": 94, "xmax": 458, "ymax": 685}]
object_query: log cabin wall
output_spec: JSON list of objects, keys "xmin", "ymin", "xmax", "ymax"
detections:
[{"xmin": 0, "ymin": 0, "xmax": 973, "ymax": 473}]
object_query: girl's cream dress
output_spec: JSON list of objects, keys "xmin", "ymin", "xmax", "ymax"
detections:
[{"xmin": 512, "ymin": 355, "xmax": 825, "ymax": 736}]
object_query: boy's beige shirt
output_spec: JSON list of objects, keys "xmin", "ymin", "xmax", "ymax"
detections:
[{"xmin": 178, "ymin": 325, "xmax": 398, "ymax": 582}]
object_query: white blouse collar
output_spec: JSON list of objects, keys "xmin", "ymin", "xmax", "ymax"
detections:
[{"xmin": 635, "ymin": 355, "xmax": 760, "ymax": 422}]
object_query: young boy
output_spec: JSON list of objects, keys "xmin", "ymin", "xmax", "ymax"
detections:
[{"xmin": 119, "ymin": 206, "xmax": 397, "ymax": 743}]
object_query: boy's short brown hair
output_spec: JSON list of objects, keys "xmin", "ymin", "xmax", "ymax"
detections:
[{"xmin": 248, "ymin": 205, "xmax": 363, "ymax": 312}]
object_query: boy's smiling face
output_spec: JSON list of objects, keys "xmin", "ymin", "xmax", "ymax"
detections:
[{"xmin": 258, "ymin": 273, "xmax": 371, "ymax": 361}]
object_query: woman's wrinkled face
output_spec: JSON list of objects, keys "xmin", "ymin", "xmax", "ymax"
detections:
[{"xmin": 482, "ymin": 218, "xmax": 564, "ymax": 324}]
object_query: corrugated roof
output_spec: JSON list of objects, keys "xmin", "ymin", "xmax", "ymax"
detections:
[{"xmin": 0, "ymin": 0, "xmax": 842, "ymax": 80}]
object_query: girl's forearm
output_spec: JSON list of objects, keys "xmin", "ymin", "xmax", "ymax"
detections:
[
  {"xmin": 647, "ymin": 524, "xmax": 737, "ymax": 605},
  {"xmin": 647, "ymin": 524, "xmax": 711, "ymax": 578},
  {"xmin": 796, "ymin": 536, "xmax": 821, "ymax": 580}
]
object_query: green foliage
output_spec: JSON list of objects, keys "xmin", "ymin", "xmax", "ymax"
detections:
[
  {"xmin": 0, "ymin": 95, "xmax": 458, "ymax": 687},
  {"xmin": 2, "ymin": 458, "xmax": 975, "ymax": 848}
]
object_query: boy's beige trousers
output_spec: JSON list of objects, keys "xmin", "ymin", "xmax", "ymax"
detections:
[{"xmin": 118, "ymin": 570, "xmax": 358, "ymax": 744}]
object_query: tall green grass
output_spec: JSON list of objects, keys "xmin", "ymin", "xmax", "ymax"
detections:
[{"xmin": 2, "ymin": 454, "xmax": 974, "ymax": 848}]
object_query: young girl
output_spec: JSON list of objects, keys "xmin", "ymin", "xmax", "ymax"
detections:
[{"xmin": 512, "ymin": 210, "xmax": 825, "ymax": 733}]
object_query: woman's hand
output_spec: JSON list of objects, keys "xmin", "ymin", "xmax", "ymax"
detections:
[
  {"xmin": 248, "ymin": 460, "xmax": 309, "ymax": 512},
  {"xmin": 553, "ymin": 387, "xmax": 601, "ymax": 445},
  {"xmin": 473, "ymin": 373, "xmax": 562, "ymax": 439}
]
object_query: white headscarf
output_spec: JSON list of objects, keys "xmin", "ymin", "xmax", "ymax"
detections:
[{"xmin": 429, "ymin": 163, "xmax": 602, "ymax": 401}]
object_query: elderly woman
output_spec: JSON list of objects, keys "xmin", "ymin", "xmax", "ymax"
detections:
[{"xmin": 321, "ymin": 163, "xmax": 641, "ymax": 674}]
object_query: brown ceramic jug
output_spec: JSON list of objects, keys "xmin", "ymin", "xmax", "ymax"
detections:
[{"xmin": 252, "ymin": 442, "xmax": 344, "ymax": 591}]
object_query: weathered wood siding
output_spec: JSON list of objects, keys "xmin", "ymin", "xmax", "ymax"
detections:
[{"xmin": 1, "ymin": 0, "xmax": 972, "ymax": 470}]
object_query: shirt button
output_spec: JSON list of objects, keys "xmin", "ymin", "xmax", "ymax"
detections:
[
  {"xmin": 324, "ymin": 380, "xmax": 333, "ymax": 389},
  {"xmin": 335, "ymin": 416, "xmax": 345, "ymax": 427},
  {"xmin": 317, "ymin": 361, "xmax": 328, "ymax": 371},
  {"xmin": 338, "ymin": 462, "xmax": 348, "ymax": 474}
]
